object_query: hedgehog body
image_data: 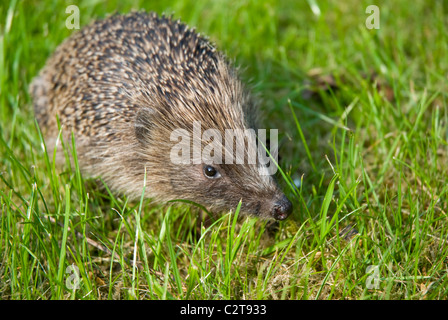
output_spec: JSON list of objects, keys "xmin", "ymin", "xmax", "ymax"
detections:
[{"xmin": 31, "ymin": 12, "xmax": 292, "ymax": 220}]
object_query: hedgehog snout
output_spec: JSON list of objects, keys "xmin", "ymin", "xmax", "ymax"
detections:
[{"xmin": 271, "ymin": 195, "xmax": 293, "ymax": 220}]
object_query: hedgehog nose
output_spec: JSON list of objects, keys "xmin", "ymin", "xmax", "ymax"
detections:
[{"xmin": 272, "ymin": 195, "xmax": 293, "ymax": 220}]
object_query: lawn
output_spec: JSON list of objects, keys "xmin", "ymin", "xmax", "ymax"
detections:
[{"xmin": 1, "ymin": 0, "xmax": 447, "ymax": 300}]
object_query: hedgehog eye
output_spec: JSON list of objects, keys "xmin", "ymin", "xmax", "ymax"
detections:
[{"xmin": 203, "ymin": 165, "xmax": 220, "ymax": 179}]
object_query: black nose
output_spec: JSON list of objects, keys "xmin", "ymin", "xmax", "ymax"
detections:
[{"xmin": 271, "ymin": 195, "xmax": 293, "ymax": 220}]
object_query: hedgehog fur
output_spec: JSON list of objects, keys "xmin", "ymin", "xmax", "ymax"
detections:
[{"xmin": 30, "ymin": 11, "xmax": 292, "ymax": 220}]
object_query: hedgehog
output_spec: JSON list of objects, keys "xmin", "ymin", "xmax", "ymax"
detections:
[{"xmin": 30, "ymin": 11, "xmax": 293, "ymax": 220}]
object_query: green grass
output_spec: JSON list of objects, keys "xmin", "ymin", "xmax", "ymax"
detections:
[{"xmin": 1, "ymin": 0, "xmax": 448, "ymax": 300}]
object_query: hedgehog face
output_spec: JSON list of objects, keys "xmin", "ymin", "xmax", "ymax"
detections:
[
  {"xmin": 202, "ymin": 163, "xmax": 292, "ymax": 220},
  {"xmin": 159, "ymin": 157, "xmax": 292, "ymax": 220},
  {"xmin": 132, "ymin": 97, "xmax": 293, "ymax": 220},
  {"xmin": 155, "ymin": 119, "xmax": 293, "ymax": 220}
]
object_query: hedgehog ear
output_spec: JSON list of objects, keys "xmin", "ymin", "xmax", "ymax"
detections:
[{"xmin": 134, "ymin": 107, "xmax": 155, "ymax": 146}]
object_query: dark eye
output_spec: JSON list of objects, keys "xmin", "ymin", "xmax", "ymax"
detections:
[{"xmin": 203, "ymin": 165, "xmax": 220, "ymax": 179}]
